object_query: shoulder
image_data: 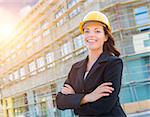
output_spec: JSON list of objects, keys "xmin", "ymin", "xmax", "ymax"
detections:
[
  {"xmin": 106, "ymin": 55, "xmax": 123, "ymax": 69},
  {"xmin": 71, "ymin": 59, "xmax": 86, "ymax": 68},
  {"xmin": 104, "ymin": 56, "xmax": 123, "ymax": 77},
  {"xmin": 107, "ymin": 55, "xmax": 123, "ymax": 64}
]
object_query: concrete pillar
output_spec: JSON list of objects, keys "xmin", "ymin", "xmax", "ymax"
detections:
[
  {"xmin": 27, "ymin": 91, "xmax": 37, "ymax": 117},
  {"xmin": 46, "ymin": 94, "xmax": 55, "ymax": 117},
  {"xmin": 34, "ymin": 93, "xmax": 41, "ymax": 116},
  {"xmin": 2, "ymin": 99, "xmax": 7, "ymax": 117},
  {"xmin": 7, "ymin": 97, "xmax": 14, "ymax": 117}
]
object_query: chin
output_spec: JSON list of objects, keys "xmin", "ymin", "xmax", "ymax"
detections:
[{"xmin": 88, "ymin": 47, "xmax": 100, "ymax": 51}]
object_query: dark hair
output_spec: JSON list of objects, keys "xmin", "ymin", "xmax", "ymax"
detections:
[{"xmin": 103, "ymin": 27, "xmax": 120, "ymax": 57}]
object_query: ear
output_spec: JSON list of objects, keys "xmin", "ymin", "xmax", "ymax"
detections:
[{"xmin": 104, "ymin": 35, "xmax": 108, "ymax": 42}]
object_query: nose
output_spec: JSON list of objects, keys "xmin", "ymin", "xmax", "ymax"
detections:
[{"xmin": 88, "ymin": 31, "xmax": 95, "ymax": 37}]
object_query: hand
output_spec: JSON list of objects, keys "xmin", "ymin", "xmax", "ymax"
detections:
[
  {"xmin": 61, "ymin": 84, "xmax": 75, "ymax": 95},
  {"xmin": 81, "ymin": 82, "xmax": 114, "ymax": 104},
  {"xmin": 86, "ymin": 82, "xmax": 114, "ymax": 102}
]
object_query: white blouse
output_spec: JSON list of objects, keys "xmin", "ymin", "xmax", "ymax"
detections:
[{"xmin": 84, "ymin": 71, "xmax": 89, "ymax": 80}]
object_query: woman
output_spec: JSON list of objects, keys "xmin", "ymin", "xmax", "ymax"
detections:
[{"xmin": 56, "ymin": 11, "xmax": 127, "ymax": 117}]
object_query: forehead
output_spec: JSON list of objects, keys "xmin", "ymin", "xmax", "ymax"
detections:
[{"xmin": 83, "ymin": 21, "xmax": 105, "ymax": 29}]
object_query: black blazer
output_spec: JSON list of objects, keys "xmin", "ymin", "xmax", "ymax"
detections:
[{"xmin": 56, "ymin": 52, "xmax": 127, "ymax": 117}]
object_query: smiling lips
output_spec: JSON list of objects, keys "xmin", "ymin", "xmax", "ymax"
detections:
[{"xmin": 87, "ymin": 39, "xmax": 97, "ymax": 43}]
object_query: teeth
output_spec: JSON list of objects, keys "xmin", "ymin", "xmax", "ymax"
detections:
[{"xmin": 87, "ymin": 39, "xmax": 97, "ymax": 42}]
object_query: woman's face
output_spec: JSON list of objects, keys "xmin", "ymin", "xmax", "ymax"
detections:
[{"xmin": 83, "ymin": 22, "xmax": 107, "ymax": 52}]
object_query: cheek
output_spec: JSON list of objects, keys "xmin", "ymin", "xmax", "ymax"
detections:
[
  {"xmin": 98, "ymin": 35, "xmax": 106, "ymax": 41},
  {"xmin": 97, "ymin": 37, "xmax": 106, "ymax": 45},
  {"xmin": 83, "ymin": 35, "xmax": 87, "ymax": 42}
]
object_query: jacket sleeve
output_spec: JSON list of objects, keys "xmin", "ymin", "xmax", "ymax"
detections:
[
  {"xmin": 56, "ymin": 65, "xmax": 85, "ymax": 110},
  {"xmin": 77, "ymin": 58, "xmax": 123, "ymax": 115}
]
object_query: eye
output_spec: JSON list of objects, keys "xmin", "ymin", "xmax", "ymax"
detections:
[
  {"xmin": 95, "ymin": 30, "xmax": 101, "ymax": 33},
  {"xmin": 84, "ymin": 30, "xmax": 90, "ymax": 33}
]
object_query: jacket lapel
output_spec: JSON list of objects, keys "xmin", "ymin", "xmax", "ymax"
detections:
[
  {"xmin": 73, "ymin": 52, "xmax": 110, "ymax": 88},
  {"xmin": 85, "ymin": 52, "xmax": 110, "ymax": 80},
  {"xmin": 74, "ymin": 57, "xmax": 88, "ymax": 89}
]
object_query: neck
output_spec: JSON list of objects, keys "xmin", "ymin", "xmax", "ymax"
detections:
[{"xmin": 88, "ymin": 49, "xmax": 103, "ymax": 63}]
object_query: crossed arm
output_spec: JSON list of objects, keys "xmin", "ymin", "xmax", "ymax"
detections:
[
  {"xmin": 56, "ymin": 59, "xmax": 123, "ymax": 115},
  {"xmin": 61, "ymin": 82, "xmax": 114, "ymax": 105}
]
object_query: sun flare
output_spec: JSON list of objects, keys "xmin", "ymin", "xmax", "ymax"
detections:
[
  {"xmin": 0, "ymin": 23, "xmax": 14, "ymax": 40},
  {"xmin": 0, "ymin": 8, "xmax": 17, "ymax": 42}
]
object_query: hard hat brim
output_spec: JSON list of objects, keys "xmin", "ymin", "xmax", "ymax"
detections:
[{"xmin": 79, "ymin": 20, "xmax": 111, "ymax": 34}]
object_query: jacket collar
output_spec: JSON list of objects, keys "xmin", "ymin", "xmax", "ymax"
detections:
[
  {"xmin": 74, "ymin": 52, "xmax": 111, "ymax": 87},
  {"xmin": 74, "ymin": 51, "xmax": 110, "ymax": 69}
]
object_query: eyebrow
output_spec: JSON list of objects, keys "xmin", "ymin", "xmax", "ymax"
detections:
[
  {"xmin": 94, "ymin": 28, "xmax": 102, "ymax": 30},
  {"xmin": 84, "ymin": 27, "xmax": 102, "ymax": 30}
]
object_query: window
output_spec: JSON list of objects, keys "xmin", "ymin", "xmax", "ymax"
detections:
[
  {"xmin": 46, "ymin": 52, "xmax": 54, "ymax": 64},
  {"xmin": 46, "ymin": 52, "xmax": 55, "ymax": 68},
  {"xmin": 86, "ymin": 0, "xmax": 93, "ymax": 3},
  {"xmin": 144, "ymin": 39, "xmax": 150, "ymax": 47},
  {"xmin": 19, "ymin": 67, "xmax": 25, "ymax": 79},
  {"xmin": 41, "ymin": 21, "xmax": 49, "ymax": 30},
  {"xmin": 43, "ymin": 29, "xmax": 50, "ymax": 37},
  {"xmin": 9, "ymin": 74, "xmax": 14, "ymax": 81},
  {"xmin": 73, "ymin": 35, "xmax": 84, "ymax": 49},
  {"xmin": 144, "ymin": 34, "xmax": 150, "ymax": 47},
  {"xmin": 55, "ymin": 7, "xmax": 66, "ymax": 26},
  {"xmin": 61, "ymin": 41, "xmax": 72, "ymax": 56},
  {"xmin": 37, "ymin": 57, "xmax": 45, "ymax": 68},
  {"xmin": 36, "ymin": 57, "xmax": 45, "ymax": 72},
  {"xmin": 67, "ymin": 0, "xmax": 80, "ymax": 18},
  {"xmin": 14, "ymin": 70, "xmax": 19, "ymax": 80},
  {"xmin": 33, "ymin": 27, "xmax": 40, "ymax": 36},
  {"xmin": 134, "ymin": 6, "xmax": 150, "ymax": 31},
  {"xmin": 29, "ymin": 61, "xmax": 37, "ymax": 75},
  {"xmin": 73, "ymin": 35, "xmax": 86, "ymax": 55},
  {"xmin": 61, "ymin": 41, "xmax": 73, "ymax": 61},
  {"xmin": 143, "ymin": 56, "xmax": 150, "ymax": 78},
  {"xmin": 67, "ymin": 0, "xmax": 78, "ymax": 9},
  {"xmin": 50, "ymin": 83, "xmax": 57, "ymax": 108},
  {"xmin": 34, "ymin": 36, "xmax": 41, "ymax": 43}
]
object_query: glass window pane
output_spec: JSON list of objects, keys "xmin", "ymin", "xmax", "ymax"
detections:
[
  {"xmin": 37, "ymin": 57, "xmax": 45, "ymax": 68},
  {"xmin": 20, "ymin": 67, "xmax": 25, "ymax": 77},
  {"xmin": 46, "ymin": 52, "xmax": 54, "ymax": 64},
  {"xmin": 14, "ymin": 70, "xmax": 19, "ymax": 80},
  {"xmin": 134, "ymin": 6, "xmax": 150, "ymax": 26},
  {"xmin": 29, "ymin": 61, "xmax": 36, "ymax": 72},
  {"xmin": 73, "ymin": 35, "xmax": 84, "ymax": 49},
  {"xmin": 61, "ymin": 42, "xmax": 72, "ymax": 56}
]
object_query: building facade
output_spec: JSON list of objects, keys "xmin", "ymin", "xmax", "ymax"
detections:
[{"xmin": 0, "ymin": 0, "xmax": 150, "ymax": 117}]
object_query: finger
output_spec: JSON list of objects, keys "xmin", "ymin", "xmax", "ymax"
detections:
[
  {"xmin": 61, "ymin": 90, "xmax": 69, "ymax": 94},
  {"xmin": 63, "ymin": 86, "xmax": 74, "ymax": 92},
  {"xmin": 101, "ymin": 82, "xmax": 112, "ymax": 86},
  {"xmin": 100, "ymin": 93, "xmax": 110, "ymax": 97},
  {"xmin": 61, "ymin": 89, "xmax": 67, "ymax": 94},
  {"xmin": 62, "ymin": 87, "xmax": 72, "ymax": 92},
  {"xmin": 96, "ymin": 87, "xmax": 114, "ymax": 94},
  {"xmin": 61, "ymin": 88, "xmax": 70, "ymax": 94},
  {"xmin": 105, "ymin": 86, "xmax": 114, "ymax": 91},
  {"xmin": 96, "ymin": 85, "xmax": 114, "ymax": 91},
  {"xmin": 97, "ymin": 88, "xmax": 112, "ymax": 94},
  {"xmin": 103, "ymin": 89, "xmax": 113, "ymax": 93},
  {"xmin": 65, "ymin": 84, "xmax": 73, "ymax": 89},
  {"xmin": 101, "ymin": 86, "xmax": 114, "ymax": 90},
  {"xmin": 62, "ymin": 86, "xmax": 75, "ymax": 94}
]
